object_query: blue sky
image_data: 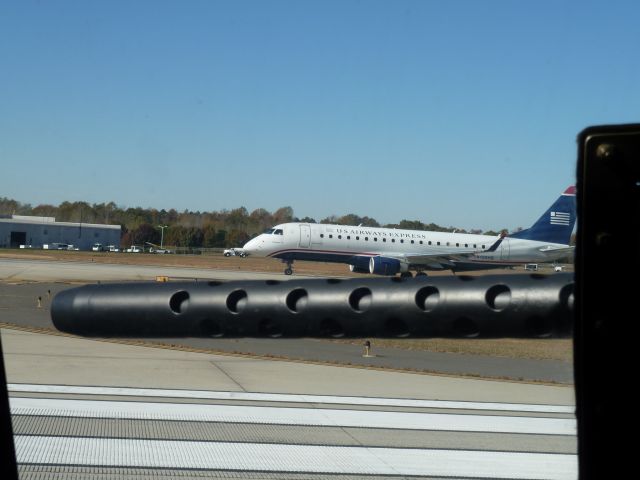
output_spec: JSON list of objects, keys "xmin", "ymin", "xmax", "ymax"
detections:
[{"xmin": 1, "ymin": 0, "xmax": 638, "ymax": 230}]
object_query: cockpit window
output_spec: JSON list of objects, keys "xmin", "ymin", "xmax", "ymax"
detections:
[
  {"xmin": 274, "ymin": 229, "xmax": 283, "ymax": 235},
  {"xmin": 263, "ymin": 228, "xmax": 275, "ymax": 234}
]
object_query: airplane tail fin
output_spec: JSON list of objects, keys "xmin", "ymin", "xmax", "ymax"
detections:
[{"xmin": 509, "ymin": 186, "xmax": 576, "ymax": 245}]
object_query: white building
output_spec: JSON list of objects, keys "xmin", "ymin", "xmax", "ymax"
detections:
[{"xmin": 0, "ymin": 215, "xmax": 121, "ymax": 250}]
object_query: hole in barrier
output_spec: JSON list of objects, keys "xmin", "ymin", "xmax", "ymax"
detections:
[
  {"xmin": 226, "ymin": 289, "xmax": 248, "ymax": 314},
  {"xmin": 265, "ymin": 280, "xmax": 281, "ymax": 285},
  {"xmin": 385, "ymin": 318, "xmax": 410, "ymax": 337},
  {"xmin": 453, "ymin": 317, "xmax": 480, "ymax": 338},
  {"xmin": 326, "ymin": 278, "xmax": 342, "ymax": 284},
  {"xmin": 199, "ymin": 318, "xmax": 223, "ymax": 337},
  {"xmin": 559, "ymin": 283, "xmax": 574, "ymax": 310},
  {"xmin": 348, "ymin": 287, "xmax": 372, "ymax": 312},
  {"xmin": 207, "ymin": 281, "xmax": 222, "ymax": 287},
  {"xmin": 415, "ymin": 286, "xmax": 439, "ymax": 311},
  {"xmin": 259, "ymin": 318, "xmax": 283, "ymax": 338},
  {"xmin": 319, "ymin": 318, "xmax": 345, "ymax": 338},
  {"xmin": 286, "ymin": 288, "xmax": 308, "ymax": 313},
  {"xmin": 485, "ymin": 284, "xmax": 511, "ymax": 311},
  {"xmin": 530, "ymin": 273, "xmax": 546, "ymax": 280},
  {"xmin": 169, "ymin": 291, "xmax": 190, "ymax": 314},
  {"xmin": 526, "ymin": 315, "xmax": 553, "ymax": 338},
  {"xmin": 390, "ymin": 277, "xmax": 404, "ymax": 283}
]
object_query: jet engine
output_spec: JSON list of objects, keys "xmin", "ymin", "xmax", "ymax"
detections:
[
  {"xmin": 369, "ymin": 256, "xmax": 409, "ymax": 275},
  {"xmin": 349, "ymin": 256, "xmax": 372, "ymax": 274}
]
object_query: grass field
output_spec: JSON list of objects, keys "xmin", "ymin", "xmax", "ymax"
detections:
[
  {"xmin": 0, "ymin": 248, "xmax": 574, "ymax": 362},
  {"xmin": 331, "ymin": 338, "xmax": 572, "ymax": 362}
]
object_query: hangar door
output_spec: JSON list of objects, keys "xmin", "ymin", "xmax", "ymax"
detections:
[{"xmin": 10, "ymin": 231, "xmax": 26, "ymax": 248}]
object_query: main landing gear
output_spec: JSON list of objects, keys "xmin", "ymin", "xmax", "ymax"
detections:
[
  {"xmin": 283, "ymin": 259, "xmax": 294, "ymax": 275},
  {"xmin": 397, "ymin": 271, "xmax": 428, "ymax": 278}
]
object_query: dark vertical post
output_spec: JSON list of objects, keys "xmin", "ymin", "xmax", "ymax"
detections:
[{"xmin": 0, "ymin": 335, "xmax": 19, "ymax": 479}]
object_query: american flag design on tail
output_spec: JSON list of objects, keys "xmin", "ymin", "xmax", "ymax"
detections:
[
  {"xmin": 550, "ymin": 211, "xmax": 571, "ymax": 226},
  {"xmin": 509, "ymin": 186, "xmax": 576, "ymax": 245}
]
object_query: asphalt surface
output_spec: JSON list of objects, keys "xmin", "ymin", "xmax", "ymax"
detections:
[{"xmin": 0, "ymin": 257, "xmax": 317, "ymax": 282}]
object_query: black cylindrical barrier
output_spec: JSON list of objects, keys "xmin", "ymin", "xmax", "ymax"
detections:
[{"xmin": 51, "ymin": 273, "xmax": 573, "ymax": 338}]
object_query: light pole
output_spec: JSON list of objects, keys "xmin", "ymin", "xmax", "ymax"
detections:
[{"xmin": 158, "ymin": 225, "xmax": 168, "ymax": 248}]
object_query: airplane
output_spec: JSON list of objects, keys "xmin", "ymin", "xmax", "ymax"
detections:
[{"xmin": 242, "ymin": 186, "xmax": 576, "ymax": 276}]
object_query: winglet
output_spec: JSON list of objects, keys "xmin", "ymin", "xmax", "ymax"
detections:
[
  {"xmin": 563, "ymin": 186, "xmax": 576, "ymax": 195},
  {"xmin": 485, "ymin": 233, "xmax": 505, "ymax": 253}
]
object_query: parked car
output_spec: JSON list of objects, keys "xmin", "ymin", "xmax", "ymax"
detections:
[
  {"xmin": 43, "ymin": 243, "xmax": 69, "ymax": 250},
  {"xmin": 125, "ymin": 245, "xmax": 143, "ymax": 253},
  {"xmin": 91, "ymin": 243, "xmax": 104, "ymax": 252},
  {"xmin": 223, "ymin": 248, "xmax": 246, "ymax": 257}
]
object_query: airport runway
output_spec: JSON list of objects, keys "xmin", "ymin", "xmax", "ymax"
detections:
[
  {"xmin": 0, "ymin": 257, "xmax": 315, "ymax": 282},
  {"xmin": 1, "ymin": 256, "xmax": 576, "ymax": 478}
]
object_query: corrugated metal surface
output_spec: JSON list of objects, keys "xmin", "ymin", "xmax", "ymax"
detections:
[
  {"xmin": 10, "ymin": 385, "xmax": 577, "ymax": 479},
  {"xmin": 15, "ymin": 436, "xmax": 576, "ymax": 479},
  {"xmin": 11, "ymin": 397, "xmax": 576, "ymax": 435},
  {"xmin": 8, "ymin": 384, "xmax": 576, "ymax": 413},
  {"xmin": 16, "ymin": 465, "xmax": 434, "ymax": 480},
  {"xmin": 12, "ymin": 415, "xmax": 576, "ymax": 453}
]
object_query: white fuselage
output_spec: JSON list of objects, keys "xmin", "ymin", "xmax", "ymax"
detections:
[{"xmin": 242, "ymin": 222, "xmax": 570, "ymax": 271}]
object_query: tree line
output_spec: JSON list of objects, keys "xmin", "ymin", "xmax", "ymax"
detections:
[{"xmin": 0, "ymin": 197, "xmax": 505, "ymax": 248}]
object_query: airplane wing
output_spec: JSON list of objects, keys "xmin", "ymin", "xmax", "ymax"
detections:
[{"xmin": 406, "ymin": 254, "xmax": 456, "ymax": 270}]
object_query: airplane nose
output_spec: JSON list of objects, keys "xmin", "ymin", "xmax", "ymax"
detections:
[{"xmin": 242, "ymin": 237, "xmax": 262, "ymax": 254}]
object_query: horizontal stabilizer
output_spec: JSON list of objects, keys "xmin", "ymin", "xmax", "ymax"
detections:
[{"xmin": 538, "ymin": 245, "xmax": 574, "ymax": 256}]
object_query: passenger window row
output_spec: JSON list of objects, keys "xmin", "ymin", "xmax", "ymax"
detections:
[{"xmin": 318, "ymin": 233, "xmax": 485, "ymax": 249}]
